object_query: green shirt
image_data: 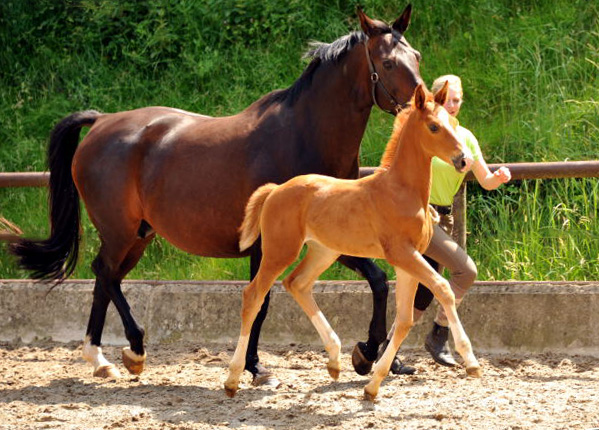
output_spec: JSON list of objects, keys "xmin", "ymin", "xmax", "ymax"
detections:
[{"xmin": 429, "ymin": 124, "xmax": 482, "ymax": 206}]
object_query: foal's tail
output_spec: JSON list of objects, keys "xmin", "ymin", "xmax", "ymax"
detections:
[
  {"xmin": 239, "ymin": 183, "xmax": 278, "ymax": 252},
  {"xmin": 10, "ymin": 110, "xmax": 102, "ymax": 282}
]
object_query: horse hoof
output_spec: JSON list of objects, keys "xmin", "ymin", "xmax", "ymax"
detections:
[
  {"xmin": 122, "ymin": 347, "xmax": 146, "ymax": 375},
  {"xmin": 327, "ymin": 365, "xmax": 340, "ymax": 380},
  {"xmin": 93, "ymin": 364, "xmax": 121, "ymax": 379},
  {"xmin": 363, "ymin": 386, "xmax": 378, "ymax": 402},
  {"xmin": 466, "ymin": 366, "xmax": 483, "ymax": 378},
  {"xmin": 252, "ymin": 373, "xmax": 281, "ymax": 388},
  {"xmin": 351, "ymin": 342, "xmax": 374, "ymax": 376},
  {"xmin": 224, "ymin": 384, "xmax": 238, "ymax": 398}
]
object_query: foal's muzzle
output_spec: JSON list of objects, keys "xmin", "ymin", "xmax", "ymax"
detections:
[{"xmin": 452, "ymin": 153, "xmax": 473, "ymax": 173}]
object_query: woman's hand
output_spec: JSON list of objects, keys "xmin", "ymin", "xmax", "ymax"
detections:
[{"xmin": 493, "ymin": 166, "xmax": 511, "ymax": 184}]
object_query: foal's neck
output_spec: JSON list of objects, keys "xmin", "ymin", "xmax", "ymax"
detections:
[{"xmin": 385, "ymin": 124, "xmax": 432, "ymax": 207}]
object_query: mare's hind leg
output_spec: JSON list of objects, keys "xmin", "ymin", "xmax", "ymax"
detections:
[
  {"xmin": 337, "ymin": 256, "xmax": 389, "ymax": 375},
  {"xmin": 283, "ymin": 242, "xmax": 341, "ymax": 379},
  {"xmin": 83, "ymin": 229, "xmax": 154, "ymax": 378}
]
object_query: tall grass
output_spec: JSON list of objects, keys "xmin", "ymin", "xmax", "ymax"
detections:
[{"xmin": 0, "ymin": 0, "xmax": 598, "ymax": 281}]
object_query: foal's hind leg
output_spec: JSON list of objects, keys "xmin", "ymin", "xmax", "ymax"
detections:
[
  {"xmin": 283, "ymin": 242, "xmax": 341, "ymax": 379},
  {"xmin": 225, "ymin": 257, "xmax": 294, "ymax": 397}
]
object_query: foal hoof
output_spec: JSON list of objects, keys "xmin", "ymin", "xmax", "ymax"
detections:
[
  {"xmin": 466, "ymin": 366, "xmax": 483, "ymax": 378},
  {"xmin": 122, "ymin": 347, "xmax": 146, "ymax": 375},
  {"xmin": 224, "ymin": 384, "xmax": 238, "ymax": 398},
  {"xmin": 93, "ymin": 364, "xmax": 121, "ymax": 379},
  {"xmin": 351, "ymin": 342, "xmax": 374, "ymax": 376},
  {"xmin": 363, "ymin": 386, "xmax": 378, "ymax": 402},
  {"xmin": 327, "ymin": 364, "xmax": 340, "ymax": 380}
]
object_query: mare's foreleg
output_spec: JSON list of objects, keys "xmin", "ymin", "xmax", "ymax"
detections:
[
  {"xmin": 284, "ymin": 243, "xmax": 341, "ymax": 379},
  {"xmin": 364, "ymin": 267, "xmax": 417, "ymax": 400},
  {"xmin": 337, "ymin": 256, "xmax": 389, "ymax": 375}
]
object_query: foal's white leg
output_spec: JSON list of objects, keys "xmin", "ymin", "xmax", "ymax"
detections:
[
  {"xmin": 408, "ymin": 252, "xmax": 481, "ymax": 376},
  {"xmin": 283, "ymin": 243, "xmax": 342, "ymax": 379},
  {"xmin": 82, "ymin": 335, "xmax": 121, "ymax": 379},
  {"xmin": 364, "ymin": 268, "xmax": 417, "ymax": 401},
  {"xmin": 225, "ymin": 267, "xmax": 282, "ymax": 397}
]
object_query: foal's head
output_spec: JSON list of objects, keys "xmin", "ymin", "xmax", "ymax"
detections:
[{"xmin": 383, "ymin": 83, "xmax": 472, "ymax": 172}]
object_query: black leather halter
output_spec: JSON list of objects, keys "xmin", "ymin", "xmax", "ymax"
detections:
[{"xmin": 363, "ymin": 41, "xmax": 402, "ymax": 115}]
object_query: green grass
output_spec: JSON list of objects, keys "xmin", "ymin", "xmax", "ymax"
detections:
[{"xmin": 1, "ymin": 0, "xmax": 598, "ymax": 281}]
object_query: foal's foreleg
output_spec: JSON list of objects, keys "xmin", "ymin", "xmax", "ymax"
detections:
[
  {"xmin": 337, "ymin": 256, "xmax": 389, "ymax": 375},
  {"xmin": 406, "ymin": 252, "xmax": 481, "ymax": 377},
  {"xmin": 284, "ymin": 244, "xmax": 341, "ymax": 379},
  {"xmin": 364, "ymin": 268, "xmax": 417, "ymax": 400}
]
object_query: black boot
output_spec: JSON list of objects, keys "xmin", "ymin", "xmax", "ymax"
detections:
[{"xmin": 425, "ymin": 322, "xmax": 457, "ymax": 367}]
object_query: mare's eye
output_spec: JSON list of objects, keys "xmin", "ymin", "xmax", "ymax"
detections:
[
  {"xmin": 382, "ymin": 60, "xmax": 393, "ymax": 70},
  {"xmin": 429, "ymin": 123, "xmax": 439, "ymax": 133}
]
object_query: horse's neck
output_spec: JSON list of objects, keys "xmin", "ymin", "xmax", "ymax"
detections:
[
  {"xmin": 292, "ymin": 48, "xmax": 373, "ymax": 176},
  {"xmin": 385, "ymin": 128, "xmax": 432, "ymax": 207}
]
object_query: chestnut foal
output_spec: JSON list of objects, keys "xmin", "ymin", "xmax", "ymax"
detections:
[{"xmin": 225, "ymin": 83, "xmax": 482, "ymax": 401}]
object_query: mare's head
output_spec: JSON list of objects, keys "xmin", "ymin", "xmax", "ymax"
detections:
[{"xmin": 358, "ymin": 5, "xmax": 422, "ymax": 113}]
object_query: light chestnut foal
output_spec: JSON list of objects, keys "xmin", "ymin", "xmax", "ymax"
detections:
[{"xmin": 225, "ymin": 83, "xmax": 482, "ymax": 401}]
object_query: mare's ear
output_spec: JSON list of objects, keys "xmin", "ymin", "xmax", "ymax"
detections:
[
  {"xmin": 392, "ymin": 4, "xmax": 412, "ymax": 34},
  {"xmin": 434, "ymin": 81, "xmax": 449, "ymax": 105},
  {"xmin": 358, "ymin": 7, "xmax": 387, "ymax": 37},
  {"xmin": 414, "ymin": 83, "xmax": 426, "ymax": 110}
]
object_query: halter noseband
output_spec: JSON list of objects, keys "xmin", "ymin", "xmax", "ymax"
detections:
[{"xmin": 363, "ymin": 40, "xmax": 402, "ymax": 115}]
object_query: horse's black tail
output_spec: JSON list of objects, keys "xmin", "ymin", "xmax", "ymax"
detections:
[{"xmin": 10, "ymin": 110, "xmax": 102, "ymax": 282}]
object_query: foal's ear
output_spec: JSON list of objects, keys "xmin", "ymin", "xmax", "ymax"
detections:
[
  {"xmin": 414, "ymin": 83, "xmax": 426, "ymax": 110},
  {"xmin": 392, "ymin": 4, "xmax": 412, "ymax": 34},
  {"xmin": 434, "ymin": 81, "xmax": 449, "ymax": 106},
  {"xmin": 358, "ymin": 7, "xmax": 387, "ymax": 37}
]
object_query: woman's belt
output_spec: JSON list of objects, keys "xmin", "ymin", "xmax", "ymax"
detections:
[{"xmin": 431, "ymin": 204, "xmax": 452, "ymax": 215}]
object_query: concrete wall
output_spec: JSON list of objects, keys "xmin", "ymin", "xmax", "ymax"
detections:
[{"xmin": 1, "ymin": 280, "xmax": 598, "ymax": 355}]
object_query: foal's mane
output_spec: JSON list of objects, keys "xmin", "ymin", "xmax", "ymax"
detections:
[{"xmin": 378, "ymin": 91, "xmax": 435, "ymax": 169}]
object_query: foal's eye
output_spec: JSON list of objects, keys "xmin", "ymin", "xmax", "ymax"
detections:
[
  {"xmin": 429, "ymin": 123, "xmax": 439, "ymax": 133},
  {"xmin": 382, "ymin": 60, "xmax": 393, "ymax": 70}
]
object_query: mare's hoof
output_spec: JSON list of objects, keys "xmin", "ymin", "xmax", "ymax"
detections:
[
  {"xmin": 93, "ymin": 364, "xmax": 121, "ymax": 379},
  {"xmin": 466, "ymin": 366, "xmax": 483, "ymax": 378},
  {"xmin": 251, "ymin": 365, "xmax": 281, "ymax": 388},
  {"xmin": 122, "ymin": 347, "xmax": 146, "ymax": 375},
  {"xmin": 351, "ymin": 342, "xmax": 374, "ymax": 376},
  {"xmin": 327, "ymin": 365, "xmax": 340, "ymax": 380}
]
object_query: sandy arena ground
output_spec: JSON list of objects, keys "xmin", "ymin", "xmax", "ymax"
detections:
[{"xmin": 0, "ymin": 340, "xmax": 598, "ymax": 430}]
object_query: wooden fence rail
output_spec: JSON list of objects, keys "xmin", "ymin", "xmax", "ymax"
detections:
[{"xmin": 2, "ymin": 160, "xmax": 599, "ymax": 248}]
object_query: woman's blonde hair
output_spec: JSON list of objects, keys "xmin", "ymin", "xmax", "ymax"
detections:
[{"xmin": 431, "ymin": 74, "xmax": 462, "ymax": 96}]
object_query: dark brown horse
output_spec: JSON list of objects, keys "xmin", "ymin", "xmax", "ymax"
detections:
[{"xmin": 10, "ymin": 6, "xmax": 422, "ymax": 384}]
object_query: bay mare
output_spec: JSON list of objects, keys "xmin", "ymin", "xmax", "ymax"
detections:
[
  {"xmin": 225, "ymin": 83, "xmax": 481, "ymax": 401},
  {"xmin": 10, "ymin": 7, "xmax": 422, "ymax": 384}
]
